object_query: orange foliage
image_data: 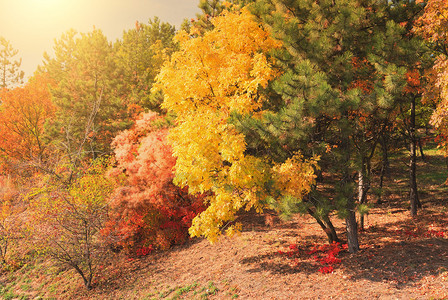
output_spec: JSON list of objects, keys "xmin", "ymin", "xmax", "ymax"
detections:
[
  {"xmin": 105, "ymin": 112, "xmax": 206, "ymax": 251},
  {"xmin": 0, "ymin": 73, "xmax": 55, "ymax": 172},
  {"xmin": 404, "ymin": 69, "xmax": 422, "ymax": 94},
  {"xmin": 414, "ymin": 0, "xmax": 448, "ymax": 45},
  {"xmin": 414, "ymin": 0, "xmax": 448, "ymax": 153},
  {"xmin": 348, "ymin": 57, "xmax": 374, "ymax": 93}
]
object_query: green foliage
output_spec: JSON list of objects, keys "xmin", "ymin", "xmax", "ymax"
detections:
[
  {"xmin": 357, "ymin": 204, "xmax": 370, "ymax": 216},
  {"xmin": 268, "ymin": 194, "xmax": 308, "ymax": 220},
  {"xmin": 200, "ymin": 281, "xmax": 218, "ymax": 298},
  {"xmin": 244, "ymin": 0, "xmax": 431, "ymax": 250},
  {"xmin": 42, "ymin": 29, "xmax": 130, "ymax": 158},
  {"xmin": 195, "ymin": 0, "xmax": 227, "ymax": 31},
  {"xmin": 187, "ymin": 0, "xmax": 257, "ymax": 34},
  {"xmin": 171, "ymin": 282, "xmax": 199, "ymax": 299},
  {"xmin": 114, "ymin": 18, "xmax": 176, "ymax": 112}
]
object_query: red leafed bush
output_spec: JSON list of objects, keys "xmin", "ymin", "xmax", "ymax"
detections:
[{"xmin": 104, "ymin": 111, "xmax": 206, "ymax": 252}]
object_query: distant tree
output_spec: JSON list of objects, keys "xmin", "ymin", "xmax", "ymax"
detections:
[
  {"xmin": 0, "ymin": 36, "xmax": 24, "ymax": 89},
  {"xmin": 114, "ymin": 18, "xmax": 176, "ymax": 112}
]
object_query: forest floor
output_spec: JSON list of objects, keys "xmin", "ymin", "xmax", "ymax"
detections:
[{"xmin": 1, "ymin": 147, "xmax": 448, "ymax": 299}]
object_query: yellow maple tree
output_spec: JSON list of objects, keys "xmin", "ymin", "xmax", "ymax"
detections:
[{"xmin": 156, "ymin": 7, "xmax": 318, "ymax": 242}]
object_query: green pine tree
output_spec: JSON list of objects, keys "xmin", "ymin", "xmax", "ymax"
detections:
[
  {"xmin": 114, "ymin": 17, "xmax": 176, "ymax": 112},
  {"xmin": 234, "ymin": 0, "xmax": 429, "ymax": 252},
  {"xmin": 42, "ymin": 29, "xmax": 129, "ymax": 164}
]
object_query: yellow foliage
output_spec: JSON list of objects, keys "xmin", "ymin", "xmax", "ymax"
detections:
[
  {"xmin": 156, "ymin": 8, "xmax": 317, "ymax": 242},
  {"xmin": 273, "ymin": 153, "xmax": 320, "ymax": 199},
  {"xmin": 27, "ymin": 160, "xmax": 116, "ymax": 251},
  {"xmin": 157, "ymin": 8, "xmax": 281, "ymax": 117}
]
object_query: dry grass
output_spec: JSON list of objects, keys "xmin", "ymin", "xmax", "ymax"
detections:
[{"xmin": 1, "ymin": 148, "xmax": 448, "ymax": 299}]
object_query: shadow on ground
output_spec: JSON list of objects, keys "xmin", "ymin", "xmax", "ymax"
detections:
[{"xmin": 239, "ymin": 214, "xmax": 448, "ymax": 289}]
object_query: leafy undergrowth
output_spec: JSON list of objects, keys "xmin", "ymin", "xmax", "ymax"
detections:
[{"xmin": 1, "ymin": 150, "xmax": 448, "ymax": 299}]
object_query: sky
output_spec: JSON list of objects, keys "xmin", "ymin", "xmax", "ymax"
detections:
[{"xmin": 0, "ymin": 0, "xmax": 201, "ymax": 79}]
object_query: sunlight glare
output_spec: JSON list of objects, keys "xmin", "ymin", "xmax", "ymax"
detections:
[{"xmin": 21, "ymin": 0, "xmax": 76, "ymax": 24}]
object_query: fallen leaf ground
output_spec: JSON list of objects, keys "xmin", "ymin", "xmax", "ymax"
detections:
[{"xmin": 1, "ymin": 148, "xmax": 448, "ymax": 299}]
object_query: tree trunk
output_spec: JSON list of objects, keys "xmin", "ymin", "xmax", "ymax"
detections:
[
  {"xmin": 358, "ymin": 166, "xmax": 370, "ymax": 231},
  {"xmin": 346, "ymin": 168, "xmax": 360, "ymax": 253},
  {"xmin": 359, "ymin": 136, "xmax": 380, "ymax": 229},
  {"xmin": 418, "ymin": 138, "xmax": 425, "ymax": 161},
  {"xmin": 358, "ymin": 168, "xmax": 365, "ymax": 230},
  {"xmin": 410, "ymin": 95, "xmax": 420, "ymax": 217},
  {"xmin": 323, "ymin": 215, "xmax": 341, "ymax": 243},
  {"xmin": 358, "ymin": 168, "xmax": 364, "ymax": 204},
  {"xmin": 346, "ymin": 208, "xmax": 359, "ymax": 253},
  {"xmin": 341, "ymin": 131, "xmax": 360, "ymax": 253},
  {"xmin": 73, "ymin": 264, "xmax": 93, "ymax": 290},
  {"xmin": 307, "ymin": 208, "xmax": 340, "ymax": 244},
  {"xmin": 377, "ymin": 134, "xmax": 389, "ymax": 205}
]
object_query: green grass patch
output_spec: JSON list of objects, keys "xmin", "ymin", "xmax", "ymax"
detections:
[
  {"xmin": 419, "ymin": 161, "xmax": 447, "ymax": 187},
  {"xmin": 199, "ymin": 281, "xmax": 218, "ymax": 299},
  {"xmin": 168, "ymin": 282, "xmax": 199, "ymax": 300}
]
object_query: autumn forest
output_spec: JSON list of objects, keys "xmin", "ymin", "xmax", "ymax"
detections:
[{"xmin": 1, "ymin": 0, "xmax": 448, "ymax": 298}]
